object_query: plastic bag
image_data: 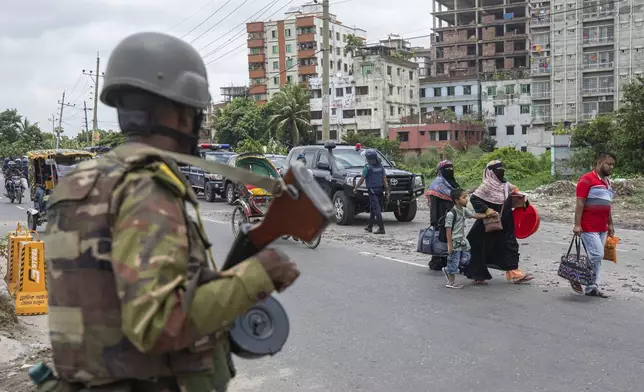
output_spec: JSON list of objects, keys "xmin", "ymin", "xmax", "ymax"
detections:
[{"xmin": 603, "ymin": 236, "xmax": 620, "ymax": 263}]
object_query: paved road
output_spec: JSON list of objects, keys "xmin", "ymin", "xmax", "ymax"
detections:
[{"xmin": 1, "ymin": 188, "xmax": 644, "ymax": 391}]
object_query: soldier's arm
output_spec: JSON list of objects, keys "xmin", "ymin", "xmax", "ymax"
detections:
[{"xmin": 112, "ymin": 172, "xmax": 275, "ymax": 354}]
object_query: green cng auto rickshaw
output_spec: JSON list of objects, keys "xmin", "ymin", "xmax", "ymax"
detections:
[{"xmin": 26, "ymin": 149, "xmax": 96, "ymax": 230}]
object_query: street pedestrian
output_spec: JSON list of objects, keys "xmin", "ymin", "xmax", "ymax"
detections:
[
  {"xmin": 43, "ymin": 32, "xmax": 300, "ymax": 392},
  {"xmin": 425, "ymin": 159, "xmax": 460, "ymax": 271},
  {"xmin": 353, "ymin": 149, "xmax": 390, "ymax": 234},
  {"xmin": 571, "ymin": 152, "xmax": 616, "ymax": 298},
  {"xmin": 443, "ymin": 188, "xmax": 497, "ymax": 289},
  {"xmin": 463, "ymin": 160, "xmax": 534, "ymax": 284}
]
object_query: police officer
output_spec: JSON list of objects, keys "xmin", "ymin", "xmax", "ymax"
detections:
[
  {"xmin": 353, "ymin": 149, "xmax": 390, "ymax": 234},
  {"xmin": 43, "ymin": 32, "xmax": 300, "ymax": 392}
]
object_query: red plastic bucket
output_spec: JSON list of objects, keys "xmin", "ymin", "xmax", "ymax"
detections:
[{"xmin": 513, "ymin": 205, "xmax": 540, "ymax": 239}]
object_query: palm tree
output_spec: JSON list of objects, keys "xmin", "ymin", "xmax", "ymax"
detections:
[{"xmin": 268, "ymin": 83, "xmax": 311, "ymax": 146}]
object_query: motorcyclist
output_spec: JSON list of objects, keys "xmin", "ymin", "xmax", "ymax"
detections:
[{"xmin": 4, "ymin": 161, "xmax": 23, "ymax": 196}]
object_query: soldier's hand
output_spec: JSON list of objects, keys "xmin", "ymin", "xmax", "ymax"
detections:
[{"xmin": 256, "ymin": 248, "xmax": 300, "ymax": 293}]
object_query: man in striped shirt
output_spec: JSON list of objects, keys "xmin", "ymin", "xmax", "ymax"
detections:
[{"xmin": 572, "ymin": 152, "xmax": 616, "ymax": 298}]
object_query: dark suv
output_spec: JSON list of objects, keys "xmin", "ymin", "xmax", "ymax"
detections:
[
  {"xmin": 180, "ymin": 144, "xmax": 236, "ymax": 202},
  {"xmin": 285, "ymin": 141, "xmax": 424, "ymax": 225}
]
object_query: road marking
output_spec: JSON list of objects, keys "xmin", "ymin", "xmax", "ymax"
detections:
[
  {"xmin": 358, "ymin": 251, "xmax": 426, "ymax": 268},
  {"xmin": 16, "ymin": 206, "xmax": 24, "ymax": 210}
]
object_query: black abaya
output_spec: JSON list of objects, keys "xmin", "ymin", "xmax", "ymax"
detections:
[{"xmin": 464, "ymin": 194, "xmax": 520, "ymax": 281}]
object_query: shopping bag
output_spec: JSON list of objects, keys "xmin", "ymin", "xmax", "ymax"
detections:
[
  {"xmin": 557, "ymin": 236, "xmax": 596, "ymax": 286},
  {"xmin": 603, "ymin": 236, "xmax": 620, "ymax": 263}
]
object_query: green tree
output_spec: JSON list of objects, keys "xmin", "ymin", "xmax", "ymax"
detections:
[
  {"xmin": 0, "ymin": 109, "xmax": 47, "ymax": 157},
  {"xmin": 611, "ymin": 77, "xmax": 644, "ymax": 173},
  {"xmin": 568, "ymin": 116, "xmax": 613, "ymax": 171},
  {"xmin": 479, "ymin": 131, "xmax": 497, "ymax": 152},
  {"xmin": 214, "ymin": 97, "xmax": 270, "ymax": 147},
  {"xmin": 267, "ymin": 83, "xmax": 312, "ymax": 147},
  {"xmin": 344, "ymin": 34, "xmax": 365, "ymax": 56},
  {"xmin": 341, "ymin": 132, "xmax": 402, "ymax": 163}
]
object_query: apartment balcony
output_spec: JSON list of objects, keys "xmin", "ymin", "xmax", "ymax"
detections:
[
  {"xmin": 582, "ymin": 86, "xmax": 615, "ymax": 96},
  {"xmin": 532, "ymin": 114, "xmax": 551, "ymax": 123},
  {"xmin": 296, "ymin": 16, "xmax": 315, "ymax": 28},
  {"xmin": 297, "ymin": 33, "xmax": 316, "ymax": 43},
  {"xmin": 531, "ymin": 91, "xmax": 551, "ymax": 99},
  {"xmin": 249, "ymin": 68, "xmax": 266, "ymax": 79},
  {"xmin": 582, "ymin": 9, "xmax": 615, "ymax": 21},
  {"xmin": 247, "ymin": 39, "xmax": 264, "ymax": 48},
  {"xmin": 249, "ymin": 84, "xmax": 267, "ymax": 95},
  {"xmin": 298, "ymin": 48, "xmax": 317, "ymax": 58},
  {"xmin": 531, "ymin": 66, "xmax": 551, "ymax": 75},
  {"xmin": 299, "ymin": 64, "xmax": 317, "ymax": 75},
  {"xmin": 581, "ymin": 61, "xmax": 614, "ymax": 72},
  {"xmin": 583, "ymin": 35, "xmax": 615, "ymax": 46},
  {"xmin": 248, "ymin": 53, "xmax": 265, "ymax": 63},
  {"xmin": 247, "ymin": 22, "xmax": 264, "ymax": 33},
  {"xmin": 530, "ymin": 17, "xmax": 550, "ymax": 26}
]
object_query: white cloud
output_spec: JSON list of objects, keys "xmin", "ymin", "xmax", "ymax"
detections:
[{"xmin": 0, "ymin": 0, "xmax": 432, "ymax": 137}]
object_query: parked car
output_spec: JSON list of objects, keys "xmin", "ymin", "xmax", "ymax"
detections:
[
  {"xmin": 285, "ymin": 141, "xmax": 424, "ymax": 225},
  {"xmin": 180, "ymin": 143, "xmax": 236, "ymax": 202}
]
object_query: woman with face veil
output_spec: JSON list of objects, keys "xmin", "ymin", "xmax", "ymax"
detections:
[
  {"xmin": 464, "ymin": 160, "xmax": 534, "ymax": 284},
  {"xmin": 425, "ymin": 160, "xmax": 459, "ymax": 271}
]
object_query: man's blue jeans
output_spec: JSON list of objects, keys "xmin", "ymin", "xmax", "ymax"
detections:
[
  {"xmin": 34, "ymin": 187, "xmax": 46, "ymax": 211},
  {"xmin": 580, "ymin": 231, "xmax": 607, "ymax": 293}
]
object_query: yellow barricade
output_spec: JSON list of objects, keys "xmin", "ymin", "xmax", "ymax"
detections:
[
  {"xmin": 4, "ymin": 223, "xmax": 33, "ymax": 297},
  {"xmin": 14, "ymin": 231, "xmax": 48, "ymax": 316}
]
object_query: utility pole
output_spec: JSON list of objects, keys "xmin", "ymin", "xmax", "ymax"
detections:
[
  {"xmin": 83, "ymin": 52, "xmax": 104, "ymax": 146},
  {"xmin": 57, "ymin": 91, "xmax": 76, "ymax": 149},
  {"xmin": 83, "ymin": 101, "xmax": 92, "ymax": 143},
  {"xmin": 321, "ymin": 0, "xmax": 330, "ymax": 142},
  {"xmin": 48, "ymin": 114, "xmax": 57, "ymax": 149}
]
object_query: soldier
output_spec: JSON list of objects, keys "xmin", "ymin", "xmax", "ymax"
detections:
[{"xmin": 43, "ymin": 32, "xmax": 300, "ymax": 392}]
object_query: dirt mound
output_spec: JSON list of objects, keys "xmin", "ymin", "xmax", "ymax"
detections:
[
  {"xmin": 612, "ymin": 178, "xmax": 644, "ymax": 196},
  {"xmin": 0, "ymin": 293, "xmax": 18, "ymax": 326},
  {"xmin": 533, "ymin": 180, "xmax": 577, "ymax": 196}
]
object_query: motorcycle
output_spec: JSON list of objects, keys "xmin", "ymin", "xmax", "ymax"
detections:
[{"xmin": 5, "ymin": 175, "xmax": 24, "ymax": 204}]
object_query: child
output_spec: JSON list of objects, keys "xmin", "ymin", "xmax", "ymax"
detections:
[{"xmin": 443, "ymin": 188, "xmax": 497, "ymax": 289}]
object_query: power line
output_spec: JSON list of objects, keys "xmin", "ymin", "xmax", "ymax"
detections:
[
  {"xmin": 167, "ymin": 0, "xmax": 220, "ymax": 32},
  {"xmin": 197, "ymin": 0, "xmax": 280, "ymax": 52},
  {"xmin": 202, "ymin": 0, "xmax": 297, "ymax": 61},
  {"xmin": 189, "ymin": 0, "xmax": 253, "ymax": 44},
  {"xmin": 180, "ymin": 0, "xmax": 235, "ymax": 39}
]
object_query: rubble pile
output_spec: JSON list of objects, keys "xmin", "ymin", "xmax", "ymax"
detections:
[
  {"xmin": 533, "ymin": 181, "xmax": 577, "ymax": 196},
  {"xmin": 612, "ymin": 178, "xmax": 644, "ymax": 197}
]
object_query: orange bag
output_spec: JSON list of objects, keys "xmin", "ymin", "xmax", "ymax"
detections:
[{"xmin": 603, "ymin": 236, "xmax": 620, "ymax": 263}]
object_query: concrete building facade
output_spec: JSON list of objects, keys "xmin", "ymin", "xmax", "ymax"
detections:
[
  {"xmin": 308, "ymin": 45, "xmax": 420, "ymax": 140},
  {"xmin": 389, "ymin": 122, "xmax": 485, "ymax": 154},
  {"xmin": 246, "ymin": 4, "xmax": 366, "ymax": 104},
  {"xmin": 419, "ymin": 77, "xmax": 481, "ymax": 118}
]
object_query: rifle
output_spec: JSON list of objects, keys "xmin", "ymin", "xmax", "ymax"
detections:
[{"xmin": 162, "ymin": 151, "xmax": 335, "ymax": 359}]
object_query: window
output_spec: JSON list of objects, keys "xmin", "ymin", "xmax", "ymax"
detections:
[
  {"xmin": 249, "ymin": 47, "xmax": 262, "ymax": 55},
  {"xmin": 398, "ymin": 107, "xmax": 402, "ymax": 115},
  {"xmin": 488, "ymin": 126, "xmax": 497, "ymax": 136},
  {"xmin": 272, "ymin": 45, "xmax": 278, "ymax": 54},
  {"xmin": 520, "ymin": 105, "xmax": 530, "ymax": 114},
  {"xmin": 520, "ymin": 146, "xmax": 527, "ymax": 152},
  {"xmin": 522, "ymin": 125, "xmax": 529, "ymax": 134},
  {"xmin": 398, "ymin": 132, "xmax": 409, "ymax": 142},
  {"xmin": 397, "ymin": 86, "xmax": 402, "ymax": 95},
  {"xmin": 342, "ymin": 34, "xmax": 347, "ymax": 42},
  {"xmin": 409, "ymin": 89, "xmax": 414, "ymax": 99},
  {"xmin": 420, "ymin": 88, "xmax": 426, "ymax": 98},
  {"xmin": 357, "ymin": 109, "xmax": 372, "ymax": 116},
  {"xmin": 463, "ymin": 85, "xmax": 472, "ymax": 95},
  {"xmin": 447, "ymin": 86, "xmax": 455, "ymax": 96},
  {"xmin": 273, "ymin": 77, "xmax": 278, "ymax": 85},
  {"xmin": 336, "ymin": 88, "xmax": 344, "ymax": 97},
  {"xmin": 434, "ymin": 87, "xmax": 442, "ymax": 96},
  {"xmin": 494, "ymin": 105, "xmax": 505, "ymax": 115},
  {"xmin": 438, "ymin": 131, "xmax": 448, "ymax": 141},
  {"xmin": 336, "ymin": 32, "xmax": 340, "ymax": 40},
  {"xmin": 506, "ymin": 125, "xmax": 515, "ymax": 135},
  {"xmin": 390, "ymin": 106, "xmax": 395, "ymax": 116},
  {"xmin": 389, "ymin": 86, "xmax": 394, "ymax": 95},
  {"xmin": 362, "ymin": 64, "xmax": 373, "ymax": 75},
  {"xmin": 311, "ymin": 111, "xmax": 322, "ymax": 119},
  {"xmin": 505, "ymin": 84, "xmax": 515, "ymax": 94},
  {"xmin": 317, "ymin": 153, "xmax": 329, "ymax": 167},
  {"xmin": 387, "ymin": 66, "xmax": 392, "ymax": 75},
  {"xmin": 520, "ymin": 84, "xmax": 531, "ymax": 94},
  {"xmin": 273, "ymin": 61, "xmax": 279, "ymax": 69},
  {"xmin": 286, "ymin": 44, "xmax": 292, "ymax": 53},
  {"xmin": 271, "ymin": 30, "xmax": 277, "ymax": 38},
  {"xmin": 345, "ymin": 87, "xmax": 352, "ymax": 94},
  {"xmin": 287, "ymin": 75, "xmax": 293, "ymax": 83},
  {"xmin": 330, "ymin": 129, "xmax": 338, "ymax": 140},
  {"xmin": 285, "ymin": 29, "xmax": 291, "ymax": 37},
  {"xmin": 286, "ymin": 58, "xmax": 293, "ymax": 68},
  {"xmin": 487, "ymin": 86, "xmax": 496, "ymax": 96},
  {"xmin": 397, "ymin": 68, "xmax": 401, "ymax": 76},
  {"xmin": 331, "ymin": 108, "xmax": 336, "ymax": 115},
  {"xmin": 343, "ymin": 110, "xmax": 355, "ymax": 119},
  {"xmin": 409, "ymin": 71, "xmax": 414, "ymax": 80},
  {"xmin": 356, "ymin": 86, "xmax": 369, "ymax": 95},
  {"xmin": 336, "ymin": 47, "xmax": 341, "ymax": 55}
]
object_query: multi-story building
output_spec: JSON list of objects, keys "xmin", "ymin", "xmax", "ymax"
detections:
[
  {"xmin": 529, "ymin": 0, "xmax": 644, "ymax": 127},
  {"xmin": 246, "ymin": 4, "xmax": 366, "ymax": 104},
  {"xmin": 419, "ymin": 76, "xmax": 481, "ymax": 118},
  {"xmin": 308, "ymin": 44, "xmax": 420, "ymax": 140},
  {"xmin": 389, "ymin": 121, "xmax": 484, "ymax": 154}
]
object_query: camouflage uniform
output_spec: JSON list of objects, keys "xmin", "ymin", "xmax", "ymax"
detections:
[{"xmin": 44, "ymin": 142, "xmax": 275, "ymax": 391}]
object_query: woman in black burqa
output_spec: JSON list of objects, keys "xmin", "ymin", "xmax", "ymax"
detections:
[
  {"xmin": 464, "ymin": 160, "xmax": 534, "ymax": 284},
  {"xmin": 425, "ymin": 160, "xmax": 459, "ymax": 271}
]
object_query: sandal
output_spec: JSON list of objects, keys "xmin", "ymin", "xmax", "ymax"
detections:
[
  {"xmin": 586, "ymin": 289, "xmax": 608, "ymax": 298},
  {"xmin": 570, "ymin": 281, "xmax": 583, "ymax": 294},
  {"xmin": 472, "ymin": 280, "xmax": 488, "ymax": 285},
  {"xmin": 512, "ymin": 273, "xmax": 534, "ymax": 284}
]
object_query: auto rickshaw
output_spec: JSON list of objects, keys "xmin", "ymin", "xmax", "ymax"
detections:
[
  {"xmin": 26, "ymin": 149, "xmax": 96, "ymax": 230},
  {"xmin": 229, "ymin": 153, "xmax": 280, "ymax": 238}
]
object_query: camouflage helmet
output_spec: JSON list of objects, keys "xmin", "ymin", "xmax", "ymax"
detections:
[{"xmin": 100, "ymin": 32, "xmax": 210, "ymax": 110}]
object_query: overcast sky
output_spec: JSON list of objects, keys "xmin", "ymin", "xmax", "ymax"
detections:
[{"xmin": 0, "ymin": 0, "xmax": 433, "ymax": 137}]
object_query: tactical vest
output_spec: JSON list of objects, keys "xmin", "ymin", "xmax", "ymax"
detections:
[
  {"xmin": 44, "ymin": 143, "xmax": 229, "ymax": 386},
  {"xmin": 365, "ymin": 164, "xmax": 384, "ymax": 190}
]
